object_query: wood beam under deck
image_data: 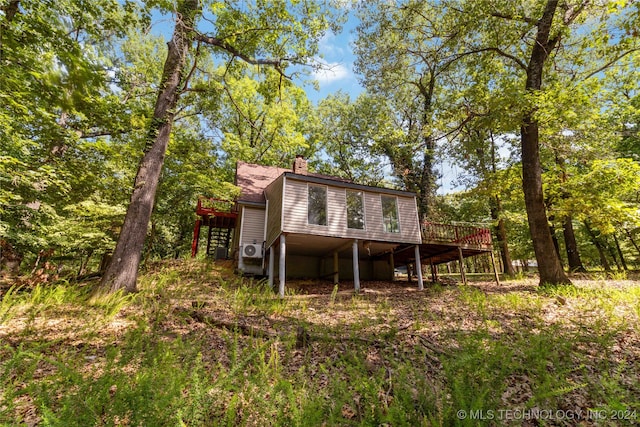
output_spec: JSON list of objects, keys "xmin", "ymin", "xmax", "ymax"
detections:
[{"xmin": 393, "ymin": 222, "xmax": 500, "ymax": 285}]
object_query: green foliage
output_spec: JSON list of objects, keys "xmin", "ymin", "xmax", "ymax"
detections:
[
  {"xmin": 1, "ymin": 0, "xmax": 342, "ymax": 271},
  {"xmin": 548, "ymin": 158, "xmax": 640, "ymax": 235},
  {"xmin": 0, "ymin": 0, "xmax": 151, "ymax": 269},
  {"xmin": 205, "ymin": 69, "xmax": 316, "ymax": 176},
  {"xmin": 32, "ymin": 333, "xmax": 215, "ymax": 427},
  {"xmin": 0, "ymin": 280, "xmax": 133, "ymax": 327},
  {"xmin": 311, "ymin": 92, "xmax": 393, "ymax": 186}
]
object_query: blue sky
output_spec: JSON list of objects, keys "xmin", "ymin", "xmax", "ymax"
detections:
[{"xmin": 303, "ymin": 15, "xmax": 364, "ymax": 104}]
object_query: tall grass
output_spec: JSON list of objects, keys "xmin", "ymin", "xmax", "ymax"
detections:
[
  {"xmin": 2, "ymin": 260, "xmax": 639, "ymax": 425},
  {"xmin": 1, "ymin": 281, "xmax": 133, "ymax": 328}
]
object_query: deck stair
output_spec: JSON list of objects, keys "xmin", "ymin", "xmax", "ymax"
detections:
[{"xmin": 191, "ymin": 197, "xmax": 238, "ymax": 258}]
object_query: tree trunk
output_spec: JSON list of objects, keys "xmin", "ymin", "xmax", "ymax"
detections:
[
  {"xmin": 491, "ymin": 201, "xmax": 515, "ymax": 276},
  {"xmin": 584, "ymin": 222, "xmax": 611, "ymax": 272},
  {"xmin": 606, "ymin": 237, "xmax": 622, "ymax": 271},
  {"xmin": 563, "ymin": 216, "xmax": 586, "ymax": 272},
  {"xmin": 98, "ymin": 0, "xmax": 200, "ymax": 294},
  {"xmin": 554, "ymin": 153, "xmax": 586, "ymax": 273},
  {"xmin": 549, "ymin": 221, "xmax": 563, "ymax": 267},
  {"xmin": 488, "ymin": 133, "xmax": 515, "ymax": 277},
  {"xmin": 625, "ymin": 229, "xmax": 640, "ymax": 258},
  {"xmin": 520, "ymin": 0, "xmax": 570, "ymax": 286},
  {"xmin": 613, "ymin": 233, "xmax": 627, "ymax": 271},
  {"xmin": 77, "ymin": 249, "xmax": 94, "ymax": 277},
  {"xmin": 418, "ymin": 146, "xmax": 436, "ymax": 221}
]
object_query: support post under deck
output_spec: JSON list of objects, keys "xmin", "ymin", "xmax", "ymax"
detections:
[
  {"xmin": 352, "ymin": 240, "xmax": 360, "ymax": 293},
  {"xmin": 458, "ymin": 246, "xmax": 467, "ymax": 285},
  {"xmin": 415, "ymin": 245, "xmax": 424, "ymax": 290},
  {"xmin": 191, "ymin": 219, "xmax": 201, "ymax": 258},
  {"xmin": 491, "ymin": 250, "xmax": 501, "ymax": 286},
  {"xmin": 268, "ymin": 244, "xmax": 275, "ymax": 289},
  {"xmin": 279, "ymin": 235, "xmax": 286, "ymax": 298}
]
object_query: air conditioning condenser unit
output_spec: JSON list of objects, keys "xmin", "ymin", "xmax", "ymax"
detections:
[{"xmin": 242, "ymin": 243, "xmax": 262, "ymax": 259}]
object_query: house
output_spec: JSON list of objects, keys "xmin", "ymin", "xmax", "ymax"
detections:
[{"xmin": 192, "ymin": 156, "xmax": 498, "ymax": 296}]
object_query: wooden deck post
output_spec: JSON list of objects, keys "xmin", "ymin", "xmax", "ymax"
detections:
[
  {"xmin": 490, "ymin": 250, "xmax": 501, "ymax": 286},
  {"xmin": 333, "ymin": 250, "xmax": 339, "ymax": 285},
  {"xmin": 206, "ymin": 224, "xmax": 213, "ymax": 256},
  {"xmin": 431, "ymin": 262, "xmax": 438, "ymax": 283},
  {"xmin": 268, "ymin": 243, "xmax": 275, "ymax": 289},
  {"xmin": 390, "ymin": 251, "xmax": 395, "ymax": 281},
  {"xmin": 414, "ymin": 245, "xmax": 424, "ymax": 290},
  {"xmin": 458, "ymin": 246, "xmax": 467, "ymax": 285},
  {"xmin": 352, "ymin": 240, "xmax": 360, "ymax": 293},
  {"xmin": 279, "ymin": 234, "xmax": 286, "ymax": 298},
  {"xmin": 190, "ymin": 219, "xmax": 201, "ymax": 257}
]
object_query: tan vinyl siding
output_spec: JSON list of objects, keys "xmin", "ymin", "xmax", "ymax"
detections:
[
  {"xmin": 328, "ymin": 187, "xmax": 347, "ymax": 233},
  {"xmin": 282, "ymin": 178, "xmax": 307, "ymax": 231},
  {"xmin": 397, "ymin": 196, "xmax": 421, "ymax": 243},
  {"xmin": 281, "ymin": 178, "xmax": 421, "ymax": 244},
  {"xmin": 240, "ymin": 207, "xmax": 265, "ymax": 246},
  {"xmin": 264, "ymin": 175, "xmax": 283, "ymax": 248}
]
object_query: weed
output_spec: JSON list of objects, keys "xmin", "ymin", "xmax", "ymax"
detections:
[
  {"xmin": 3, "ymin": 259, "xmax": 639, "ymax": 426},
  {"xmin": 87, "ymin": 289, "xmax": 134, "ymax": 320},
  {"xmin": 330, "ymin": 283, "xmax": 339, "ymax": 305},
  {"xmin": 459, "ymin": 286, "xmax": 489, "ymax": 319},
  {"xmin": 607, "ymin": 270, "xmax": 628, "ymax": 281},
  {"xmin": 0, "ymin": 284, "xmax": 22, "ymax": 324}
]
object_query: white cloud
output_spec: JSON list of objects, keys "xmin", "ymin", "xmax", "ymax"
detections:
[
  {"xmin": 313, "ymin": 61, "xmax": 350, "ymax": 83},
  {"xmin": 318, "ymin": 31, "xmax": 348, "ymax": 58}
]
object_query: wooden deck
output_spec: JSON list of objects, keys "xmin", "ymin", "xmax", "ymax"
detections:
[{"xmin": 394, "ymin": 222, "xmax": 494, "ymax": 266}]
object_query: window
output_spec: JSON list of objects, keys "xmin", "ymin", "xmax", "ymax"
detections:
[
  {"xmin": 381, "ymin": 195, "xmax": 399, "ymax": 233},
  {"xmin": 308, "ymin": 185, "xmax": 327, "ymax": 225},
  {"xmin": 347, "ymin": 190, "xmax": 365, "ymax": 229}
]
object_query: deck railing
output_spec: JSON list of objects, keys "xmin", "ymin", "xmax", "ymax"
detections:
[
  {"xmin": 421, "ymin": 221, "xmax": 492, "ymax": 246},
  {"xmin": 196, "ymin": 197, "xmax": 237, "ymax": 217}
]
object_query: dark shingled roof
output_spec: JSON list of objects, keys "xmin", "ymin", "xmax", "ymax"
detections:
[
  {"xmin": 235, "ymin": 162, "xmax": 290, "ymax": 204},
  {"xmin": 235, "ymin": 161, "xmax": 356, "ymax": 205}
]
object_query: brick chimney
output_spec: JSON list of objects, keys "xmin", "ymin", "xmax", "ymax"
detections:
[{"xmin": 293, "ymin": 154, "xmax": 308, "ymax": 175}]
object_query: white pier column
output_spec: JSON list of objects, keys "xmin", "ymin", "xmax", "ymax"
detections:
[
  {"xmin": 415, "ymin": 245, "xmax": 424, "ymax": 290},
  {"xmin": 352, "ymin": 240, "xmax": 360, "ymax": 293},
  {"xmin": 268, "ymin": 243, "xmax": 275, "ymax": 289},
  {"xmin": 279, "ymin": 234, "xmax": 286, "ymax": 298}
]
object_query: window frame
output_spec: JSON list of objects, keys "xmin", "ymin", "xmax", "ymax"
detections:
[
  {"xmin": 307, "ymin": 184, "xmax": 328, "ymax": 226},
  {"xmin": 346, "ymin": 190, "xmax": 365, "ymax": 230},
  {"xmin": 381, "ymin": 195, "xmax": 400, "ymax": 233}
]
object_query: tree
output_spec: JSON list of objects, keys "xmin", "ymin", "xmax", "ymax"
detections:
[
  {"xmin": 311, "ymin": 92, "xmax": 395, "ymax": 186},
  {"xmin": 211, "ymin": 69, "xmax": 316, "ymax": 176},
  {"xmin": 517, "ymin": 0, "xmax": 575, "ymax": 285},
  {"xmin": 99, "ymin": 0, "xmax": 337, "ymax": 293},
  {"xmin": 354, "ymin": 0, "xmax": 469, "ymax": 220},
  {"xmin": 99, "ymin": 0, "xmax": 200, "ymax": 293},
  {"xmin": 439, "ymin": 0, "xmax": 638, "ymax": 285},
  {"xmin": 449, "ymin": 127, "xmax": 518, "ymax": 276},
  {"xmin": 0, "ymin": 0, "xmax": 147, "ymax": 276}
]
